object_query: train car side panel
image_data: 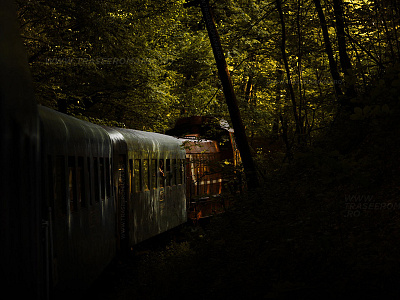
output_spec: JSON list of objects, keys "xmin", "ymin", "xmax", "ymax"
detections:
[
  {"xmin": 39, "ymin": 107, "xmax": 116, "ymax": 292},
  {"xmin": 109, "ymin": 128, "xmax": 186, "ymax": 247}
]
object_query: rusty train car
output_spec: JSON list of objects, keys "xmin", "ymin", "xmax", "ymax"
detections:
[{"xmin": 166, "ymin": 116, "xmax": 241, "ymax": 220}]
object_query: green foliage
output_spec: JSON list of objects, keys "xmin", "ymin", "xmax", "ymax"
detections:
[{"xmin": 17, "ymin": 0, "xmax": 400, "ymax": 141}]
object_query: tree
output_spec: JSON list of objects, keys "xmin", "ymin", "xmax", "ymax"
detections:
[
  {"xmin": 313, "ymin": 0, "xmax": 344, "ymax": 101},
  {"xmin": 276, "ymin": 0, "xmax": 301, "ymax": 138},
  {"xmin": 17, "ymin": 0, "xmax": 187, "ymax": 131},
  {"xmin": 332, "ymin": 0, "xmax": 357, "ymax": 102},
  {"xmin": 186, "ymin": 0, "xmax": 260, "ymax": 190}
]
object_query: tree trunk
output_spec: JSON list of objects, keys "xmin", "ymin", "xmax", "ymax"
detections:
[
  {"xmin": 332, "ymin": 0, "xmax": 357, "ymax": 100},
  {"xmin": 276, "ymin": 0, "xmax": 301, "ymax": 135},
  {"xmin": 196, "ymin": 0, "xmax": 259, "ymax": 190},
  {"xmin": 313, "ymin": 0, "xmax": 344, "ymax": 101}
]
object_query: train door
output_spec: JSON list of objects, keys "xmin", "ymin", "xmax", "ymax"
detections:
[{"xmin": 117, "ymin": 155, "xmax": 128, "ymax": 252}]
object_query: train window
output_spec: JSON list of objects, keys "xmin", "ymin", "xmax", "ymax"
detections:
[
  {"xmin": 77, "ymin": 157, "xmax": 86, "ymax": 208},
  {"xmin": 94, "ymin": 157, "xmax": 100, "ymax": 203},
  {"xmin": 172, "ymin": 159, "xmax": 177, "ymax": 186},
  {"xmin": 87, "ymin": 157, "xmax": 92, "ymax": 206},
  {"xmin": 177, "ymin": 159, "xmax": 183, "ymax": 185},
  {"xmin": 105, "ymin": 158, "xmax": 111, "ymax": 197},
  {"xmin": 129, "ymin": 159, "xmax": 133, "ymax": 194},
  {"xmin": 134, "ymin": 159, "xmax": 142, "ymax": 192},
  {"xmin": 196, "ymin": 155, "xmax": 201, "ymax": 195},
  {"xmin": 143, "ymin": 159, "xmax": 149, "ymax": 191},
  {"xmin": 204, "ymin": 157, "xmax": 209, "ymax": 194},
  {"xmin": 197, "ymin": 156, "xmax": 202, "ymax": 195},
  {"xmin": 182, "ymin": 159, "xmax": 186, "ymax": 184},
  {"xmin": 159, "ymin": 159, "xmax": 165, "ymax": 188},
  {"xmin": 100, "ymin": 158, "xmax": 105, "ymax": 200},
  {"xmin": 151, "ymin": 159, "xmax": 157, "ymax": 189},
  {"xmin": 166, "ymin": 159, "xmax": 171, "ymax": 186},
  {"xmin": 55, "ymin": 156, "xmax": 66, "ymax": 214},
  {"xmin": 68, "ymin": 157, "xmax": 77, "ymax": 212},
  {"xmin": 175, "ymin": 159, "xmax": 181, "ymax": 185}
]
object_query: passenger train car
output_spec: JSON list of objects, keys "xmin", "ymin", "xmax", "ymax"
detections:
[{"xmin": 39, "ymin": 107, "xmax": 187, "ymax": 297}]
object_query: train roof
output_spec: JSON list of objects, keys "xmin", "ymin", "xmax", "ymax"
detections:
[
  {"xmin": 38, "ymin": 106, "xmax": 112, "ymax": 156},
  {"xmin": 39, "ymin": 106, "xmax": 185, "ymax": 157},
  {"xmin": 103, "ymin": 127, "xmax": 185, "ymax": 155}
]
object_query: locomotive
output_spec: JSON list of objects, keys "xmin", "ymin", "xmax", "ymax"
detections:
[
  {"xmin": 166, "ymin": 116, "xmax": 241, "ymax": 220},
  {"xmin": 0, "ymin": 2, "xmax": 239, "ymax": 299}
]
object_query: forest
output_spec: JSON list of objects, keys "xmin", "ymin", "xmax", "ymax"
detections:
[
  {"xmin": 17, "ymin": 0, "xmax": 399, "ymax": 139},
  {"xmin": 16, "ymin": 0, "xmax": 400, "ymax": 298}
]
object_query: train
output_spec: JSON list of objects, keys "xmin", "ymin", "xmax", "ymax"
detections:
[
  {"xmin": 4, "ymin": 102, "xmax": 221, "ymax": 299},
  {"xmin": 166, "ymin": 116, "xmax": 241, "ymax": 220},
  {"xmin": 0, "ymin": 3, "xmax": 241, "ymax": 299},
  {"xmin": 38, "ymin": 109, "xmax": 239, "ymax": 298}
]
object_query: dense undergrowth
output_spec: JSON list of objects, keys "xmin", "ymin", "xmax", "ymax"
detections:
[{"xmin": 88, "ymin": 70, "xmax": 400, "ymax": 300}]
